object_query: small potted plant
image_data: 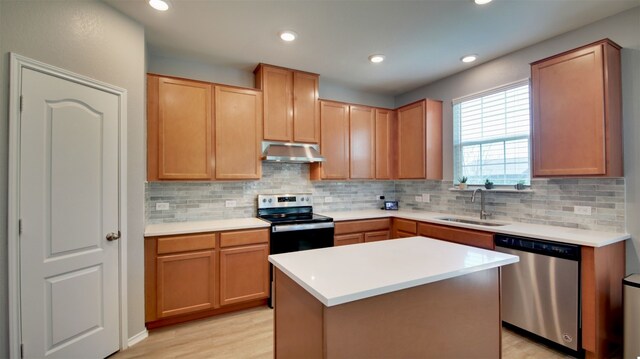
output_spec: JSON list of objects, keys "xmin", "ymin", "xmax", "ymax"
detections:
[
  {"xmin": 514, "ymin": 180, "xmax": 526, "ymax": 190},
  {"xmin": 484, "ymin": 179, "xmax": 494, "ymax": 189},
  {"xmin": 457, "ymin": 176, "xmax": 468, "ymax": 190}
]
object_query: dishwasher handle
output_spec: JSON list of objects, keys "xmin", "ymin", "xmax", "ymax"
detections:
[{"xmin": 495, "ymin": 234, "xmax": 580, "ymax": 261}]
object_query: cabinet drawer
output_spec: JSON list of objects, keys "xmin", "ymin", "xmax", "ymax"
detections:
[
  {"xmin": 157, "ymin": 233, "xmax": 216, "ymax": 254},
  {"xmin": 418, "ymin": 223, "xmax": 494, "ymax": 250},
  {"xmin": 220, "ymin": 229, "xmax": 269, "ymax": 248},
  {"xmin": 335, "ymin": 233, "xmax": 364, "ymax": 246},
  {"xmin": 396, "ymin": 231, "xmax": 416, "ymax": 239},
  {"xmin": 365, "ymin": 230, "xmax": 390, "ymax": 242},
  {"xmin": 394, "ymin": 219, "xmax": 417, "ymax": 234},
  {"xmin": 334, "ymin": 218, "xmax": 390, "ymax": 235}
]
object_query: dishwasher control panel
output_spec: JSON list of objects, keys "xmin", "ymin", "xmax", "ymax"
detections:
[{"xmin": 495, "ymin": 235, "xmax": 580, "ymax": 261}]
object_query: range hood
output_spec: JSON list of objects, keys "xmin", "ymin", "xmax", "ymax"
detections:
[{"xmin": 261, "ymin": 141, "xmax": 325, "ymax": 163}]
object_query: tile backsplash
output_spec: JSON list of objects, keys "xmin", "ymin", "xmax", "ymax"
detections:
[
  {"xmin": 146, "ymin": 163, "xmax": 626, "ymax": 233},
  {"xmin": 146, "ymin": 163, "xmax": 395, "ymax": 223}
]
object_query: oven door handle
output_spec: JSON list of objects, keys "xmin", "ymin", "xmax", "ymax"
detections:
[{"xmin": 272, "ymin": 222, "xmax": 335, "ymax": 232}]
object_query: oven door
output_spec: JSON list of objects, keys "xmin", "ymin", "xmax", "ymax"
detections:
[{"xmin": 270, "ymin": 222, "xmax": 335, "ymax": 254}]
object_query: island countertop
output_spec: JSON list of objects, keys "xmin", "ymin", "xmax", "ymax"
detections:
[{"xmin": 268, "ymin": 236, "xmax": 519, "ymax": 307}]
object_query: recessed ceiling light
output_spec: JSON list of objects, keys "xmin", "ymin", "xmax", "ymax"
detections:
[
  {"xmin": 279, "ymin": 31, "xmax": 297, "ymax": 42},
  {"xmin": 461, "ymin": 54, "xmax": 478, "ymax": 63},
  {"xmin": 369, "ymin": 54, "xmax": 385, "ymax": 63},
  {"xmin": 149, "ymin": 0, "xmax": 169, "ymax": 11},
  {"xmin": 474, "ymin": 0, "xmax": 493, "ymax": 4}
]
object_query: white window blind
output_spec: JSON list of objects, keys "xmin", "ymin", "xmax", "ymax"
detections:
[{"xmin": 453, "ymin": 80, "xmax": 531, "ymax": 186}]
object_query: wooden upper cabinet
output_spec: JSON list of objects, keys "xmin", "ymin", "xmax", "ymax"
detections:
[
  {"xmin": 293, "ymin": 71, "xmax": 320, "ymax": 143},
  {"xmin": 375, "ymin": 109, "xmax": 396, "ymax": 179},
  {"xmin": 425, "ymin": 99, "xmax": 443, "ymax": 180},
  {"xmin": 147, "ymin": 75, "xmax": 214, "ymax": 180},
  {"xmin": 349, "ymin": 105, "xmax": 376, "ymax": 179},
  {"xmin": 214, "ymin": 85, "xmax": 262, "ymax": 179},
  {"xmin": 256, "ymin": 65, "xmax": 293, "ymax": 141},
  {"xmin": 396, "ymin": 99, "xmax": 442, "ymax": 180},
  {"xmin": 255, "ymin": 64, "xmax": 320, "ymax": 143},
  {"xmin": 531, "ymin": 39, "xmax": 622, "ymax": 177},
  {"xmin": 311, "ymin": 101, "xmax": 350, "ymax": 180}
]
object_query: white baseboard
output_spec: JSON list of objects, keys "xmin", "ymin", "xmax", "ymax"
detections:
[{"xmin": 127, "ymin": 329, "xmax": 149, "ymax": 347}]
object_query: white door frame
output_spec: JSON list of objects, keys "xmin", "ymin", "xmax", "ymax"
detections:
[{"xmin": 7, "ymin": 53, "xmax": 129, "ymax": 359}]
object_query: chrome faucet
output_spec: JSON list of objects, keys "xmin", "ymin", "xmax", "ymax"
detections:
[{"xmin": 471, "ymin": 188, "xmax": 491, "ymax": 220}]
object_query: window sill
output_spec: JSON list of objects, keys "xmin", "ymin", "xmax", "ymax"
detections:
[{"xmin": 448, "ymin": 186, "xmax": 533, "ymax": 193}]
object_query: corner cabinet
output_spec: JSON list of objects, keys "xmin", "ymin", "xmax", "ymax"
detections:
[
  {"xmin": 145, "ymin": 228, "xmax": 270, "ymax": 328},
  {"xmin": 531, "ymin": 39, "xmax": 622, "ymax": 177},
  {"xmin": 397, "ymin": 99, "xmax": 442, "ymax": 180},
  {"xmin": 311, "ymin": 101, "xmax": 350, "ymax": 180},
  {"xmin": 349, "ymin": 105, "xmax": 376, "ymax": 179},
  {"xmin": 254, "ymin": 64, "xmax": 320, "ymax": 143},
  {"xmin": 214, "ymin": 85, "xmax": 262, "ymax": 179},
  {"xmin": 147, "ymin": 75, "xmax": 214, "ymax": 180},
  {"xmin": 375, "ymin": 108, "xmax": 396, "ymax": 179}
]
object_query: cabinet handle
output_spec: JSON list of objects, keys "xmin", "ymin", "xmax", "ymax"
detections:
[{"xmin": 106, "ymin": 231, "xmax": 121, "ymax": 241}]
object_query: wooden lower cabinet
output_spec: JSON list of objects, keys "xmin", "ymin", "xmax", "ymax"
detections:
[
  {"xmin": 335, "ymin": 233, "xmax": 364, "ymax": 246},
  {"xmin": 334, "ymin": 219, "xmax": 391, "ymax": 246},
  {"xmin": 220, "ymin": 244, "xmax": 269, "ymax": 306},
  {"xmin": 145, "ymin": 228, "xmax": 269, "ymax": 328},
  {"xmin": 391, "ymin": 218, "xmax": 417, "ymax": 238},
  {"xmin": 417, "ymin": 222, "xmax": 494, "ymax": 250},
  {"xmin": 157, "ymin": 250, "xmax": 217, "ymax": 318}
]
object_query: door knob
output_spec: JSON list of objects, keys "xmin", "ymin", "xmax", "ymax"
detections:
[{"xmin": 106, "ymin": 231, "xmax": 121, "ymax": 241}]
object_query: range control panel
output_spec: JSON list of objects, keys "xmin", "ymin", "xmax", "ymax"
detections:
[{"xmin": 258, "ymin": 194, "xmax": 313, "ymax": 209}]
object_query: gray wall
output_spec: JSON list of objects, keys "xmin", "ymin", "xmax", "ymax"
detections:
[
  {"xmin": 148, "ymin": 52, "xmax": 396, "ymax": 109},
  {"xmin": 0, "ymin": 0, "xmax": 147, "ymax": 354},
  {"xmin": 395, "ymin": 7, "xmax": 640, "ymax": 273}
]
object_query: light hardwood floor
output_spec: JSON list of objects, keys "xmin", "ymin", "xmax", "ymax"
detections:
[{"xmin": 112, "ymin": 306, "xmax": 575, "ymax": 358}]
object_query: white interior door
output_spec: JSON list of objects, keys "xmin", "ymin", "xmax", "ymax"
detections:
[{"xmin": 19, "ymin": 68, "xmax": 120, "ymax": 358}]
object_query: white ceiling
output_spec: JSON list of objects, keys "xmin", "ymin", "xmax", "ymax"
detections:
[{"xmin": 105, "ymin": 0, "xmax": 640, "ymax": 96}]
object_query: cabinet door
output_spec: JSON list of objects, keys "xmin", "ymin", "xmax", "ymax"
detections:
[
  {"xmin": 375, "ymin": 109, "xmax": 395, "ymax": 179},
  {"xmin": 315, "ymin": 101, "xmax": 350, "ymax": 179},
  {"xmin": 425, "ymin": 100, "xmax": 443, "ymax": 180},
  {"xmin": 397, "ymin": 100, "xmax": 426, "ymax": 179},
  {"xmin": 335, "ymin": 233, "xmax": 364, "ymax": 246},
  {"xmin": 219, "ymin": 244, "xmax": 269, "ymax": 306},
  {"xmin": 149, "ymin": 76, "xmax": 213, "ymax": 180},
  {"xmin": 365, "ymin": 230, "xmax": 390, "ymax": 242},
  {"xmin": 156, "ymin": 250, "xmax": 216, "ymax": 318},
  {"xmin": 392, "ymin": 218, "xmax": 417, "ymax": 238},
  {"xmin": 293, "ymin": 71, "xmax": 320, "ymax": 143},
  {"xmin": 532, "ymin": 42, "xmax": 611, "ymax": 176},
  {"xmin": 260, "ymin": 66, "xmax": 293, "ymax": 142},
  {"xmin": 350, "ymin": 105, "xmax": 376, "ymax": 179},
  {"xmin": 417, "ymin": 223, "xmax": 494, "ymax": 250},
  {"xmin": 215, "ymin": 86, "xmax": 262, "ymax": 179}
]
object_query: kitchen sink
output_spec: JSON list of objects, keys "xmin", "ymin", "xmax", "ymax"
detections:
[{"xmin": 436, "ymin": 217, "xmax": 508, "ymax": 227}]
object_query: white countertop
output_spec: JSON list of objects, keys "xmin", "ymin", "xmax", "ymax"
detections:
[
  {"xmin": 320, "ymin": 210, "xmax": 630, "ymax": 248},
  {"xmin": 144, "ymin": 218, "xmax": 270, "ymax": 237},
  {"xmin": 269, "ymin": 236, "xmax": 519, "ymax": 307}
]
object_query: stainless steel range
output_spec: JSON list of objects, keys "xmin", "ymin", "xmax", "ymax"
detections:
[
  {"xmin": 257, "ymin": 193, "xmax": 334, "ymax": 306},
  {"xmin": 257, "ymin": 193, "xmax": 334, "ymax": 254}
]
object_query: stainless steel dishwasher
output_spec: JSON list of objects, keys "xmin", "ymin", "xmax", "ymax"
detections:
[{"xmin": 495, "ymin": 234, "xmax": 581, "ymax": 354}]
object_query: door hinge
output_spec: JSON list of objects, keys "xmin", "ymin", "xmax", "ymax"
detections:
[
  {"xmin": 18, "ymin": 219, "xmax": 22, "ymax": 235},
  {"xmin": 19, "ymin": 95, "xmax": 23, "ymax": 112}
]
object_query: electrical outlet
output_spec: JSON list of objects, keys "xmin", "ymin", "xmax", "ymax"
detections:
[
  {"xmin": 325, "ymin": 197, "xmax": 333, "ymax": 203},
  {"xmin": 225, "ymin": 200, "xmax": 236, "ymax": 208},
  {"xmin": 415, "ymin": 196, "xmax": 423, "ymax": 202},
  {"xmin": 156, "ymin": 202, "xmax": 170, "ymax": 211},
  {"xmin": 422, "ymin": 194, "xmax": 430, "ymax": 203},
  {"xmin": 574, "ymin": 206, "xmax": 592, "ymax": 215}
]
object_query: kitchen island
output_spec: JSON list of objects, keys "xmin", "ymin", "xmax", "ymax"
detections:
[{"xmin": 269, "ymin": 236, "xmax": 518, "ymax": 358}]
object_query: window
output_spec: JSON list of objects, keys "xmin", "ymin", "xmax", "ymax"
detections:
[{"xmin": 453, "ymin": 80, "xmax": 531, "ymax": 186}]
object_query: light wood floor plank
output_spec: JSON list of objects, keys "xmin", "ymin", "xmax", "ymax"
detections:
[{"xmin": 111, "ymin": 306, "xmax": 575, "ymax": 358}]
